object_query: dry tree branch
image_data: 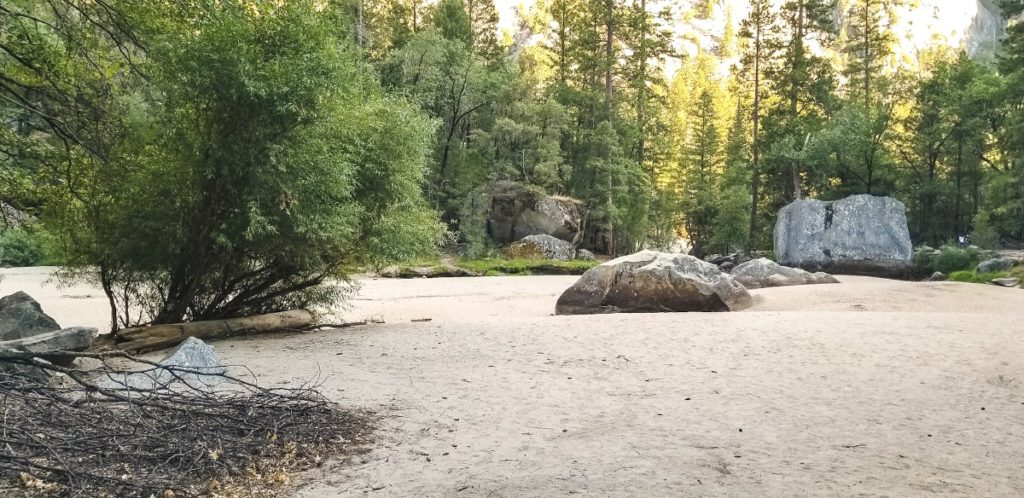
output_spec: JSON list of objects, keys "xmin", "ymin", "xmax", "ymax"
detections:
[{"xmin": 0, "ymin": 351, "xmax": 373, "ymax": 497}]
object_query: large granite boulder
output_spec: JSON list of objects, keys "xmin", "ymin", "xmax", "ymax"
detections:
[
  {"xmin": 976, "ymin": 258, "xmax": 1014, "ymax": 274},
  {"xmin": 773, "ymin": 195, "xmax": 913, "ymax": 276},
  {"xmin": 506, "ymin": 234, "xmax": 575, "ymax": 260},
  {"xmin": 555, "ymin": 251, "xmax": 752, "ymax": 315},
  {"xmin": 731, "ymin": 258, "xmax": 840, "ymax": 289},
  {"xmin": 0, "ymin": 291, "xmax": 62, "ymax": 341},
  {"xmin": 485, "ymin": 181, "xmax": 583, "ymax": 245}
]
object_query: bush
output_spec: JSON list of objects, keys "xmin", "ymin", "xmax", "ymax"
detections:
[
  {"xmin": 0, "ymin": 228, "xmax": 54, "ymax": 267},
  {"xmin": 933, "ymin": 245, "xmax": 984, "ymax": 274}
]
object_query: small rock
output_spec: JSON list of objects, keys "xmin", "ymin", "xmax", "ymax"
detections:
[
  {"xmin": 991, "ymin": 277, "xmax": 1019, "ymax": 288},
  {"xmin": 927, "ymin": 271, "xmax": 948, "ymax": 282},
  {"xmin": 731, "ymin": 258, "xmax": 840, "ymax": 289},
  {"xmin": 574, "ymin": 249, "xmax": 595, "ymax": 261}
]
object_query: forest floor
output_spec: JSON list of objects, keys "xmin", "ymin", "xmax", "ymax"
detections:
[{"xmin": 2, "ymin": 269, "xmax": 1024, "ymax": 496}]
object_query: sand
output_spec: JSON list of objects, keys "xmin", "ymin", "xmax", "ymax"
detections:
[{"xmin": 2, "ymin": 268, "xmax": 1024, "ymax": 496}]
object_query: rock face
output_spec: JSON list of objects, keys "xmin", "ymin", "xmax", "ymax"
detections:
[
  {"xmin": 773, "ymin": 195, "xmax": 913, "ymax": 276},
  {"xmin": 976, "ymin": 258, "xmax": 1014, "ymax": 274},
  {"xmin": 730, "ymin": 258, "xmax": 840, "ymax": 289},
  {"xmin": 0, "ymin": 291, "xmax": 62, "ymax": 341},
  {"xmin": 486, "ymin": 181, "xmax": 583, "ymax": 245},
  {"xmin": 506, "ymin": 234, "xmax": 574, "ymax": 260},
  {"xmin": 101, "ymin": 337, "xmax": 225, "ymax": 390},
  {"xmin": 555, "ymin": 251, "xmax": 752, "ymax": 315}
]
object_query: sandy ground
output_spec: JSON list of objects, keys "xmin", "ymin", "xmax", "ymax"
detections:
[{"xmin": 2, "ymin": 268, "xmax": 1024, "ymax": 496}]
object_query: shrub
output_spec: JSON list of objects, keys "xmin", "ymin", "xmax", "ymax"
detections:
[
  {"xmin": 0, "ymin": 228, "xmax": 53, "ymax": 267},
  {"xmin": 933, "ymin": 245, "xmax": 983, "ymax": 274}
]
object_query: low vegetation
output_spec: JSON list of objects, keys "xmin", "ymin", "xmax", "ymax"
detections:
[
  {"xmin": 948, "ymin": 266, "xmax": 1024, "ymax": 284},
  {"xmin": 456, "ymin": 258, "xmax": 599, "ymax": 276}
]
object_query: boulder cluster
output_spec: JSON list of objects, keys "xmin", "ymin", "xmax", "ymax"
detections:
[
  {"xmin": 555, "ymin": 251, "xmax": 840, "ymax": 315},
  {"xmin": 0, "ymin": 291, "xmax": 224, "ymax": 387}
]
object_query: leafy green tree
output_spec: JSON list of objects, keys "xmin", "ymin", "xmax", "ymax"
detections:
[
  {"xmin": 762, "ymin": 0, "xmax": 837, "ymax": 202},
  {"xmin": 433, "ymin": 0, "xmax": 474, "ymax": 46},
  {"xmin": 2, "ymin": 1, "xmax": 445, "ymax": 329}
]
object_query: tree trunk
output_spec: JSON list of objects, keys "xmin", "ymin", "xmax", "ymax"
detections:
[{"xmin": 115, "ymin": 310, "xmax": 315, "ymax": 353}]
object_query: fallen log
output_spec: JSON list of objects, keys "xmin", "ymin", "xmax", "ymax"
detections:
[{"xmin": 114, "ymin": 310, "xmax": 314, "ymax": 353}]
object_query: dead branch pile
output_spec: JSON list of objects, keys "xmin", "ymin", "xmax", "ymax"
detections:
[{"xmin": 0, "ymin": 351, "xmax": 372, "ymax": 497}]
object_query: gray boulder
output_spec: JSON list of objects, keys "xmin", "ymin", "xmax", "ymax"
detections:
[
  {"xmin": 0, "ymin": 326, "xmax": 98, "ymax": 355},
  {"xmin": 0, "ymin": 327, "xmax": 98, "ymax": 383},
  {"xmin": 731, "ymin": 258, "xmax": 840, "ymax": 289},
  {"xmin": 976, "ymin": 258, "xmax": 1014, "ymax": 274},
  {"xmin": 507, "ymin": 234, "xmax": 575, "ymax": 261},
  {"xmin": 991, "ymin": 277, "xmax": 1020, "ymax": 288},
  {"xmin": 928, "ymin": 271, "xmax": 949, "ymax": 282},
  {"xmin": 555, "ymin": 250, "xmax": 752, "ymax": 315},
  {"xmin": 100, "ymin": 337, "xmax": 225, "ymax": 391},
  {"xmin": 773, "ymin": 195, "xmax": 913, "ymax": 276},
  {"xmin": 575, "ymin": 249, "xmax": 595, "ymax": 261},
  {"xmin": 0, "ymin": 291, "xmax": 62, "ymax": 341},
  {"xmin": 485, "ymin": 181, "xmax": 583, "ymax": 244}
]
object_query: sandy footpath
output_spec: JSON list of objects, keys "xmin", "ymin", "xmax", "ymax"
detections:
[{"xmin": 2, "ymin": 269, "xmax": 1024, "ymax": 496}]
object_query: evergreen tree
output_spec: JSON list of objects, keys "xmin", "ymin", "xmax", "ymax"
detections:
[
  {"xmin": 738, "ymin": 0, "xmax": 777, "ymax": 248},
  {"xmin": 680, "ymin": 90, "xmax": 721, "ymax": 257},
  {"xmin": 465, "ymin": 0, "xmax": 501, "ymax": 58},
  {"xmin": 992, "ymin": 0, "xmax": 1024, "ymax": 239}
]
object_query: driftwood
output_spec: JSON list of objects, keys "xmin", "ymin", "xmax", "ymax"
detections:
[{"xmin": 115, "ymin": 310, "xmax": 314, "ymax": 352}]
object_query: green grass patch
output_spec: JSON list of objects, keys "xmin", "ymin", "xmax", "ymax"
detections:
[
  {"xmin": 949, "ymin": 270, "xmax": 1011, "ymax": 283},
  {"xmin": 948, "ymin": 266, "xmax": 1023, "ymax": 284},
  {"xmin": 455, "ymin": 258, "xmax": 598, "ymax": 276}
]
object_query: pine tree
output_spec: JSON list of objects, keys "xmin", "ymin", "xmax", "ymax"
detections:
[
  {"xmin": 680, "ymin": 90, "xmax": 721, "ymax": 257},
  {"xmin": 766, "ymin": 0, "xmax": 837, "ymax": 200},
  {"xmin": 738, "ymin": 0, "xmax": 777, "ymax": 249},
  {"xmin": 993, "ymin": 0, "xmax": 1024, "ymax": 239},
  {"xmin": 465, "ymin": 0, "xmax": 501, "ymax": 58}
]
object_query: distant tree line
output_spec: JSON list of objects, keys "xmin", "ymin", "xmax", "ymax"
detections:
[{"xmin": 2, "ymin": 0, "xmax": 1024, "ymax": 328}]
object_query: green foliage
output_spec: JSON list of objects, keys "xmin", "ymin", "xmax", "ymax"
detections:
[
  {"xmin": 455, "ymin": 258, "xmax": 597, "ymax": 276},
  {"xmin": 0, "ymin": 228, "xmax": 55, "ymax": 267},
  {"xmin": 948, "ymin": 270, "xmax": 1017, "ymax": 284},
  {"xmin": 971, "ymin": 211, "xmax": 1000, "ymax": 249},
  {"xmin": 933, "ymin": 246, "xmax": 984, "ymax": 274},
  {"xmin": 2, "ymin": 1, "xmax": 444, "ymax": 328}
]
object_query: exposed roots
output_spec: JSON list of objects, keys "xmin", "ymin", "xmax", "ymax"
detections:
[{"xmin": 0, "ymin": 351, "xmax": 373, "ymax": 497}]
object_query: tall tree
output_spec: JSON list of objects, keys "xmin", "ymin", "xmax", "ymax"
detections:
[
  {"xmin": 991, "ymin": 0, "xmax": 1024, "ymax": 239},
  {"xmin": 465, "ymin": 0, "xmax": 501, "ymax": 57},
  {"xmin": 765, "ymin": 0, "xmax": 837, "ymax": 200},
  {"xmin": 738, "ymin": 0, "xmax": 777, "ymax": 248},
  {"xmin": 680, "ymin": 90, "xmax": 721, "ymax": 257}
]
